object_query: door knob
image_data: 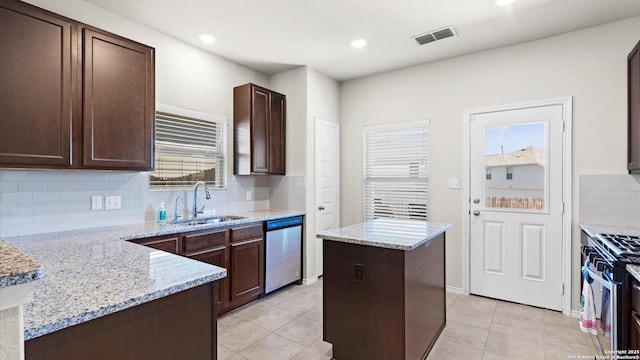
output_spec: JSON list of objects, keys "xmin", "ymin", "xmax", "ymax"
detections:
[
  {"xmin": 473, "ymin": 210, "xmax": 480, "ymax": 216},
  {"xmin": 318, "ymin": 206, "xmax": 325, "ymax": 211}
]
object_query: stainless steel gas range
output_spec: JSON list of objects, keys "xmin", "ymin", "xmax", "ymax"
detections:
[{"xmin": 581, "ymin": 230, "xmax": 640, "ymax": 355}]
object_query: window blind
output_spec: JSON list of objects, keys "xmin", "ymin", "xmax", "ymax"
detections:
[
  {"xmin": 150, "ymin": 105, "xmax": 227, "ymax": 188},
  {"xmin": 363, "ymin": 121, "xmax": 429, "ymax": 221}
]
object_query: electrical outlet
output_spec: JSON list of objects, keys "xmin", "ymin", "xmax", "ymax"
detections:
[
  {"xmin": 246, "ymin": 190, "xmax": 252, "ymax": 201},
  {"xmin": 448, "ymin": 178, "xmax": 460, "ymax": 189},
  {"xmin": 91, "ymin": 195, "xmax": 103, "ymax": 210},
  {"xmin": 105, "ymin": 196, "xmax": 121, "ymax": 210}
]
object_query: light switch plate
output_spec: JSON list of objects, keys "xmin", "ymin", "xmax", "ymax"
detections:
[
  {"xmin": 448, "ymin": 178, "xmax": 461, "ymax": 189},
  {"xmin": 105, "ymin": 196, "xmax": 121, "ymax": 210},
  {"xmin": 91, "ymin": 195, "xmax": 103, "ymax": 210}
]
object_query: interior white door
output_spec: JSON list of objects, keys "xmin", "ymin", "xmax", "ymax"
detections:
[
  {"xmin": 315, "ymin": 118, "xmax": 340, "ymax": 277},
  {"xmin": 469, "ymin": 104, "xmax": 564, "ymax": 310}
]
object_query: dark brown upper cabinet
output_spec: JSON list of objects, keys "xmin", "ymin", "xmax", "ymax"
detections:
[
  {"xmin": 629, "ymin": 39, "xmax": 640, "ymax": 174},
  {"xmin": 0, "ymin": 0, "xmax": 155, "ymax": 171},
  {"xmin": 234, "ymin": 83, "xmax": 286, "ymax": 175},
  {"xmin": 82, "ymin": 27, "xmax": 154, "ymax": 170},
  {"xmin": 0, "ymin": 0, "xmax": 75, "ymax": 167}
]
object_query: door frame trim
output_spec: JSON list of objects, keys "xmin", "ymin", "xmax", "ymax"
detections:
[
  {"xmin": 462, "ymin": 97, "xmax": 573, "ymax": 315},
  {"xmin": 314, "ymin": 117, "xmax": 340, "ymax": 279}
]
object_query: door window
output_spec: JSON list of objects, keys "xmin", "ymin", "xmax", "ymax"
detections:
[{"xmin": 483, "ymin": 122, "xmax": 546, "ymax": 211}]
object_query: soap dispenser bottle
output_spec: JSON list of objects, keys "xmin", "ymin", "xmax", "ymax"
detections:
[{"xmin": 159, "ymin": 202, "xmax": 167, "ymax": 222}]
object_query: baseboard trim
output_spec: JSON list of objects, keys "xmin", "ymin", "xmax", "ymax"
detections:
[
  {"xmin": 446, "ymin": 286, "xmax": 464, "ymax": 295},
  {"xmin": 302, "ymin": 277, "xmax": 318, "ymax": 285},
  {"xmin": 571, "ymin": 310, "xmax": 581, "ymax": 319}
]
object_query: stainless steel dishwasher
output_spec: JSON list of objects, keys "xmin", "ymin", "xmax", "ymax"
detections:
[{"xmin": 264, "ymin": 216, "xmax": 303, "ymax": 294}]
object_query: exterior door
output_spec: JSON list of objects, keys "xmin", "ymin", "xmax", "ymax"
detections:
[
  {"xmin": 315, "ymin": 118, "xmax": 340, "ymax": 277},
  {"xmin": 469, "ymin": 104, "xmax": 564, "ymax": 310}
]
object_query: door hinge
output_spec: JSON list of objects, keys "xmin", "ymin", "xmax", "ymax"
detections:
[
  {"xmin": 562, "ymin": 121, "xmax": 566, "ymax": 132},
  {"xmin": 562, "ymin": 202, "xmax": 565, "ymax": 214},
  {"xmin": 561, "ymin": 283, "xmax": 565, "ymax": 295}
]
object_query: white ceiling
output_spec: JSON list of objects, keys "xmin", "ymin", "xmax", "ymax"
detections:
[{"xmin": 84, "ymin": 0, "xmax": 640, "ymax": 81}]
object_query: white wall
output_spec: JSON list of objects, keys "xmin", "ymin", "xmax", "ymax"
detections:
[
  {"xmin": 340, "ymin": 17, "xmax": 640, "ymax": 310},
  {"xmin": 269, "ymin": 67, "xmax": 340, "ymax": 281}
]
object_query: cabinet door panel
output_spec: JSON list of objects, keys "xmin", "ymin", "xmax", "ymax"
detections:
[
  {"xmin": 191, "ymin": 248, "xmax": 228, "ymax": 312},
  {"xmin": 131, "ymin": 235, "xmax": 180, "ymax": 254},
  {"xmin": 183, "ymin": 228, "xmax": 228, "ymax": 255},
  {"xmin": 230, "ymin": 237, "xmax": 264, "ymax": 305},
  {"xmin": 0, "ymin": 1, "xmax": 73, "ymax": 167},
  {"xmin": 83, "ymin": 27, "xmax": 154, "ymax": 170},
  {"xmin": 251, "ymin": 86, "xmax": 269, "ymax": 173},
  {"xmin": 269, "ymin": 92, "xmax": 286, "ymax": 175}
]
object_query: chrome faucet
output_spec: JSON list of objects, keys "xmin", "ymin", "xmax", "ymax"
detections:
[
  {"xmin": 173, "ymin": 196, "xmax": 184, "ymax": 222},
  {"xmin": 192, "ymin": 181, "xmax": 211, "ymax": 218}
]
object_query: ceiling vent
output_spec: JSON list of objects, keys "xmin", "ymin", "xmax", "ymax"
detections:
[{"xmin": 412, "ymin": 26, "xmax": 457, "ymax": 46}]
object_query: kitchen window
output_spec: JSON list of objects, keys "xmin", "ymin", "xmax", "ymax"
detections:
[
  {"xmin": 150, "ymin": 104, "xmax": 227, "ymax": 188},
  {"xmin": 363, "ymin": 120, "xmax": 429, "ymax": 221}
]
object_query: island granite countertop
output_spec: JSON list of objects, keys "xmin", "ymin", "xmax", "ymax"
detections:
[
  {"xmin": 317, "ymin": 218, "xmax": 451, "ymax": 251},
  {"xmin": 4, "ymin": 209, "xmax": 303, "ymax": 340},
  {"xmin": 0, "ymin": 239, "xmax": 43, "ymax": 288}
]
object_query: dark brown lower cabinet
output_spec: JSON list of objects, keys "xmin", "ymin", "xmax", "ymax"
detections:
[
  {"xmin": 131, "ymin": 222, "xmax": 266, "ymax": 316},
  {"xmin": 323, "ymin": 233, "xmax": 446, "ymax": 360},
  {"xmin": 25, "ymin": 283, "xmax": 217, "ymax": 360}
]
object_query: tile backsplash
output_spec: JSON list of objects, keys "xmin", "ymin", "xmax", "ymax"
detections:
[
  {"xmin": 0, "ymin": 170, "xmax": 305, "ymax": 237},
  {"xmin": 579, "ymin": 174, "xmax": 640, "ymax": 227}
]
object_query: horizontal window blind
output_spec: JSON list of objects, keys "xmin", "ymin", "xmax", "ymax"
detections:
[
  {"xmin": 150, "ymin": 109, "xmax": 226, "ymax": 188},
  {"xmin": 363, "ymin": 121, "xmax": 429, "ymax": 221}
]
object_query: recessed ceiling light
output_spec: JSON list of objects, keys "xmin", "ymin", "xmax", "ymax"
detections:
[
  {"xmin": 197, "ymin": 33, "xmax": 216, "ymax": 44},
  {"xmin": 350, "ymin": 38, "xmax": 367, "ymax": 49},
  {"xmin": 495, "ymin": 0, "xmax": 516, "ymax": 6}
]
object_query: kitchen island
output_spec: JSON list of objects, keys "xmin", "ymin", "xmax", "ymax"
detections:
[{"xmin": 318, "ymin": 219, "xmax": 451, "ymax": 360}]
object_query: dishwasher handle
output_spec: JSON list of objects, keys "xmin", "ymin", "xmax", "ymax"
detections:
[{"xmin": 266, "ymin": 216, "xmax": 303, "ymax": 231}]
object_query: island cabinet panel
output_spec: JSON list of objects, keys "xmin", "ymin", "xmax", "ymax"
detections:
[
  {"xmin": 0, "ymin": 0, "xmax": 75, "ymax": 167},
  {"xmin": 82, "ymin": 27, "xmax": 155, "ymax": 170},
  {"xmin": 25, "ymin": 282, "xmax": 217, "ymax": 360},
  {"xmin": 323, "ymin": 233, "xmax": 446, "ymax": 360}
]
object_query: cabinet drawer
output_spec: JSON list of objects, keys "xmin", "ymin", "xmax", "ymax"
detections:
[
  {"xmin": 633, "ymin": 280, "xmax": 640, "ymax": 313},
  {"xmin": 230, "ymin": 223, "xmax": 263, "ymax": 243},
  {"xmin": 183, "ymin": 229, "xmax": 228, "ymax": 255},
  {"xmin": 131, "ymin": 235, "xmax": 179, "ymax": 254}
]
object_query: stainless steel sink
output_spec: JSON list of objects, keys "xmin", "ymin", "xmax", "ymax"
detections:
[{"xmin": 171, "ymin": 215, "xmax": 246, "ymax": 226}]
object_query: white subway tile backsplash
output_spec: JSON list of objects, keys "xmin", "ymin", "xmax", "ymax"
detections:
[
  {"xmin": 2, "ymin": 192, "xmax": 33, "ymax": 203},
  {"xmin": 0, "ymin": 170, "xmax": 299, "ymax": 237},
  {"xmin": 580, "ymin": 174, "xmax": 640, "ymax": 226},
  {"xmin": 0, "ymin": 182, "xmax": 17, "ymax": 193},
  {"xmin": 48, "ymin": 182, "xmax": 74, "ymax": 192},
  {"xmin": 73, "ymin": 181, "xmax": 98, "ymax": 191},
  {"xmin": 35, "ymin": 192, "xmax": 61, "ymax": 202}
]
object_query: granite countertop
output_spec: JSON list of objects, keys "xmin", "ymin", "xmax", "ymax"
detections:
[
  {"xmin": 317, "ymin": 219, "xmax": 452, "ymax": 251},
  {"xmin": 5, "ymin": 209, "xmax": 303, "ymax": 340},
  {"xmin": 579, "ymin": 224, "xmax": 640, "ymax": 238},
  {"xmin": 0, "ymin": 239, "xmax": 43, "ymax": 288}
]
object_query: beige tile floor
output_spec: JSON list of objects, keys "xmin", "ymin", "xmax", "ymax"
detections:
[{"xmin": 217, "ymin": 279, "xmax": 596, "ymax": 360}]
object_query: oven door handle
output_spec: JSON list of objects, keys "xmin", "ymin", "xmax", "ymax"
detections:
[{"xmin": 582, "ymin": 262, "xmax": 614, "ymax": 290}]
